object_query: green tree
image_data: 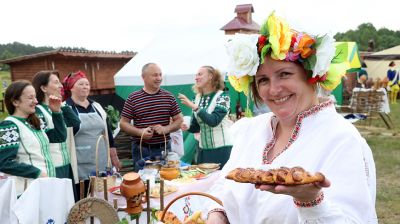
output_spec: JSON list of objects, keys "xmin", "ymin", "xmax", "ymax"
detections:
[{"xmin": 335, "ymin": 23, "xmax": 400, "ymax": 51}]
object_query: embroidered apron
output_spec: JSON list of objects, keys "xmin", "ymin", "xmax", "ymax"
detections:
[
  {"xmin": 5, "ymin": 116, "xmax": 55, "ymax": 195},
  {"xmin": 37, "ymin": 104, "xmax": 70, "ymax": 167},
  {"xmin": 74, "ymin": 106, "xmax": 108, "ymax": 180},
  {"xmin": 194, "ymin": 91, "xmax": 233, "ymax": 149}
]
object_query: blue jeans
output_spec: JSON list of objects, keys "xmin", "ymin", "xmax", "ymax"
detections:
[{"xmin": 132, "ymin": 141, "xmax": 171, "ymax": 171}]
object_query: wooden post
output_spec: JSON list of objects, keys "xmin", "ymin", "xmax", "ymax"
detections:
[
  {"xmin": 103, "ymin": 178, "xmax": 108, "ymax": 201},
  {"xmin": 113, "ymin": 198, "xmax": 118, "ymax": 210},
  {"xmin": 90, "ymin": 176, "xmax": 95, "ymax": 197},
  {"xmin": 79, "ymin": 181, "xmax": 84, "ymax": 200},
  {"xmin": 160, "ymin": 179, "xmax": 164, "ymax": 211},
  {"xmin": 90, "ymin": 176, "xmax": 95, "ymax": 224},
  {"xmin": 146, "ymin": 179, "xmax": 150, "ymax": 224}
]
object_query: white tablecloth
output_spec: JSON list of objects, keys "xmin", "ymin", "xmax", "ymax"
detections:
[{"xmin": 94, "ymin": 171, "xmax": 221, "ymax": 223}]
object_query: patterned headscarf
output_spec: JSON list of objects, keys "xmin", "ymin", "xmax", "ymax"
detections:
[{"xmin": 61, "ymin": 71, "xmax": 87, "ymax": 100}]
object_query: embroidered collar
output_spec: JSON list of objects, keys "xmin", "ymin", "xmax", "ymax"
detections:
[{"xmin": 262, "ymin": 100, "xmax": 333, "ymax": 164}]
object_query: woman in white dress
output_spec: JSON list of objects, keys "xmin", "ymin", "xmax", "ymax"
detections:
[{"xmin": 206, "ymin": 12, "xmax": 377, "ymax": 224}]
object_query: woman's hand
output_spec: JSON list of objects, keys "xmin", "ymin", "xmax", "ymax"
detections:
[
  {"xmin": 110, "ymin": 147, "xmax": 121, "ymax": 171},
  {"xmin": 255, "ymin": 178, "xmax": 331, "ymax": 203},
  {"xmin": 206, "ymin": 212, "xmax": 229, "ymax": 224},
  {"xmin": 48, "ymin": 95, "xmax": 62, "ymax": 112},
  {"xmin": 178, "ymin": 93, "xmax": 197, "ymax": 110}
]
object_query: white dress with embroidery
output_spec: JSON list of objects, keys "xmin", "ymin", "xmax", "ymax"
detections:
[{"xmin": 208, "ymin": 100, "xmax": 377, "ymax": 223}]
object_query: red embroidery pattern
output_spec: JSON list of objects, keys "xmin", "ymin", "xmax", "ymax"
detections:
[
  {"xmin": 293, "ymin": 191, "xmax": 324, "ymax": 207},
  {"xmin": 262, "ymin": 100, "xmax": 333, "ymax": 164}
]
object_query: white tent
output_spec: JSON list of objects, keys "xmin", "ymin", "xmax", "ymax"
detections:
[
  {"xmin": 114, "ymin": 32, "xmax": 230, "ymax": 96},
  {"xmin": 364, "ymin": 45, "xmax": 400, "ymax": 79},
  {"xmin": 114, "ymin": 32, "xmax": 233, "ymax": 115}
]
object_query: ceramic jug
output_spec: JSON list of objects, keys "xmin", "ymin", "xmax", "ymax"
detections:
[{"xmin": 120, "ymin": 172, "xmax": 146, "ymax": 214}]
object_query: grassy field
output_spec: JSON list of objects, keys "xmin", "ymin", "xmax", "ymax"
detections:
[
  {"xmin": 0, "ymin": 70, "xmax": 11, "ymax": 120},
  {"xmin": 360, "ymin": 101, "xmax": 400, "ymax": 223}
]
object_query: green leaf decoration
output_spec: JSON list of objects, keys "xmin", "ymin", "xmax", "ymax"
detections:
[
  {"xmin": 151, "ymin": 208, "xmax": 159, "ymax": 221},
  {"xmin": 331, "ymin": 43, "xmax": 347, "ymax": 64},
  {"xmin": 303, "ymin": 55, "xmax": 316, "ymax": 71},
  {"xmin": 129, "ymin": 213, "xmax": 141, "ymax": 220},
  {"xmin": 260, "ymin": 44, "xmax": 271, "ymax": 64},
  {"xmin": 260, "ymin": 20, "xmax": 269, "ymax": 36},
  {"xmin": 118, "ymin": 218, "xmax": 129, "ymax": 224}
]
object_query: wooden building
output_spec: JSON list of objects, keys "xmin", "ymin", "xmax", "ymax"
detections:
[
  {"xmin": 221, "ymin": 4, "xmax": 260, "ymax": 35},
  {"xmin": 0, "ymin": 48, "xmax": 135, "ymax": 95}
]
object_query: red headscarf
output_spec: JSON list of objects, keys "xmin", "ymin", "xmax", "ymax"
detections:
[{"xmin": 61, "ymin": 71, "xmax": 87, "ymax": 100}]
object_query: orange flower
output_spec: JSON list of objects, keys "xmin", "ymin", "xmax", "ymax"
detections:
[{"xmin": 293, "ymin": 34, "xmax": 315, "ymax": 58}]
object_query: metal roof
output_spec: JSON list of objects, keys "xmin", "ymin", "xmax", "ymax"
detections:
[{"xmin": 0, "ymin": 48, "xmax": 136, "ymax": 64}]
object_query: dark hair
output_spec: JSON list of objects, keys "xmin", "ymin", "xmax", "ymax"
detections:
[
  {"xmin": 32, "ymin": 70, "xmax": 60, "ymax": 104},
  {"xmin": 361, "ymin": 62, "xmax": 367, "ymax": 68},
  {"xmin": 5, "ymin": 80, "xmax": 41, "ymax": 130},
  {"xmin": 389, "ymin": 61, "xmax": 395, "ymax": 67}
]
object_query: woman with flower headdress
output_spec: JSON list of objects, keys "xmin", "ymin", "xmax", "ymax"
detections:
[
  {"xmin": 206, "ymin": 12, "xmax": 377, "ymax": 223},
  {"xmin": 63, "ymin": 71, "xmax": 121, "ymax": 197},
  {"xmin": 178, "ymin": 66, "xmax": 233, "ymax": 168}
]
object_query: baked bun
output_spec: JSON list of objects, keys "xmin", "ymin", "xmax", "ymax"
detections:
[{"xmin": 226, "ymin": 167, "xmax": 325, "ymax": 185}]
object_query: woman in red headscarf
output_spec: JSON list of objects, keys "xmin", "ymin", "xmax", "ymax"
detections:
[{"xmin": 63, "ymin": 71, "xmax": 121, "ymax": 197}]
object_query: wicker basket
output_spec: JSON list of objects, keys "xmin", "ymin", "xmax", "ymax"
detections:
[
  {"xmin": 138, "ymin": 132, "xmax": 168, "ymax": 170},
  {"xmin": 90, "ymin": 135, "xmax": 116, "ymax": 192},
  {"xmin": 160, "ymin": 192, "xmax": 223, "ymax": 222}
]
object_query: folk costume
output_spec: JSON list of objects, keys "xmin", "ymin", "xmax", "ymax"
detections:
[
  {"xmin": 187, "ymin": 90, "xmax": 233, "ymax": 167},
  {"xmin": 209, "ymin": 100, "xmax": 377, "ymax": 223},
  {"xmin": 36, "ymin": 103, "xmax": 80, "ymax": 182},
  {"xmin": 0, "ymin": 112, "xmax": 66, "ymax": 195},
  {"xmin": 207, "ymin": 12, "xmax": 377, "ymax": 224}
]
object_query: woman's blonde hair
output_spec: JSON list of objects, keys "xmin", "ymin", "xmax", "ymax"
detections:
[{"xmin": 193, "ymin": 66, "xmax": 225, "ymax": 94}]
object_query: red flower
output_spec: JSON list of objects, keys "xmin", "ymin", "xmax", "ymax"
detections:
[
  {"xmin": 307, "ymin": 73, "xmax": 327, "ymax": 84},
  {"xmin": 258, "ymin": 35, "xmax": 267, "ymax": 53}
]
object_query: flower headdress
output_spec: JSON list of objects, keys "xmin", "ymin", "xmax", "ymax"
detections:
[{"xmin": 226, "ymin": 12, "xmax": 346, "ymax": 94}]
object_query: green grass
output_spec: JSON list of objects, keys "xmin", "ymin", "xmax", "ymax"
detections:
[
  {"xmin": 0, "ymin": 71, "xmax": 10, "ymax": 120},
  {"xmin": 363, "ymin": 101, "xmax": 400, "ymax": 224}
]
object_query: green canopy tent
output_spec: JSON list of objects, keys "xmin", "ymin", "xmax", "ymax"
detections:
[
  {"xmin": 331, "ymin": 42, "xmax": 362, "ymax": 105},
  {"xmin": 113, "ymin": 32, "xmax": 251, "ymax": 164}
]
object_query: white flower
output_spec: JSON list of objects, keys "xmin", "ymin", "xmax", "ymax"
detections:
[
  {"xmin": 226, "ymin": 34, "xmax": 260, "ymax": 78},
  {"xmin": 312, "ymin": 35, "xmax": 336, "ymax": 77}
]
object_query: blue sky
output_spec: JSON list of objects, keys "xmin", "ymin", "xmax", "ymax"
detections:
[{"xmin": 1, "ymin": 0, "xmax": 397, "ymax": 52}]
